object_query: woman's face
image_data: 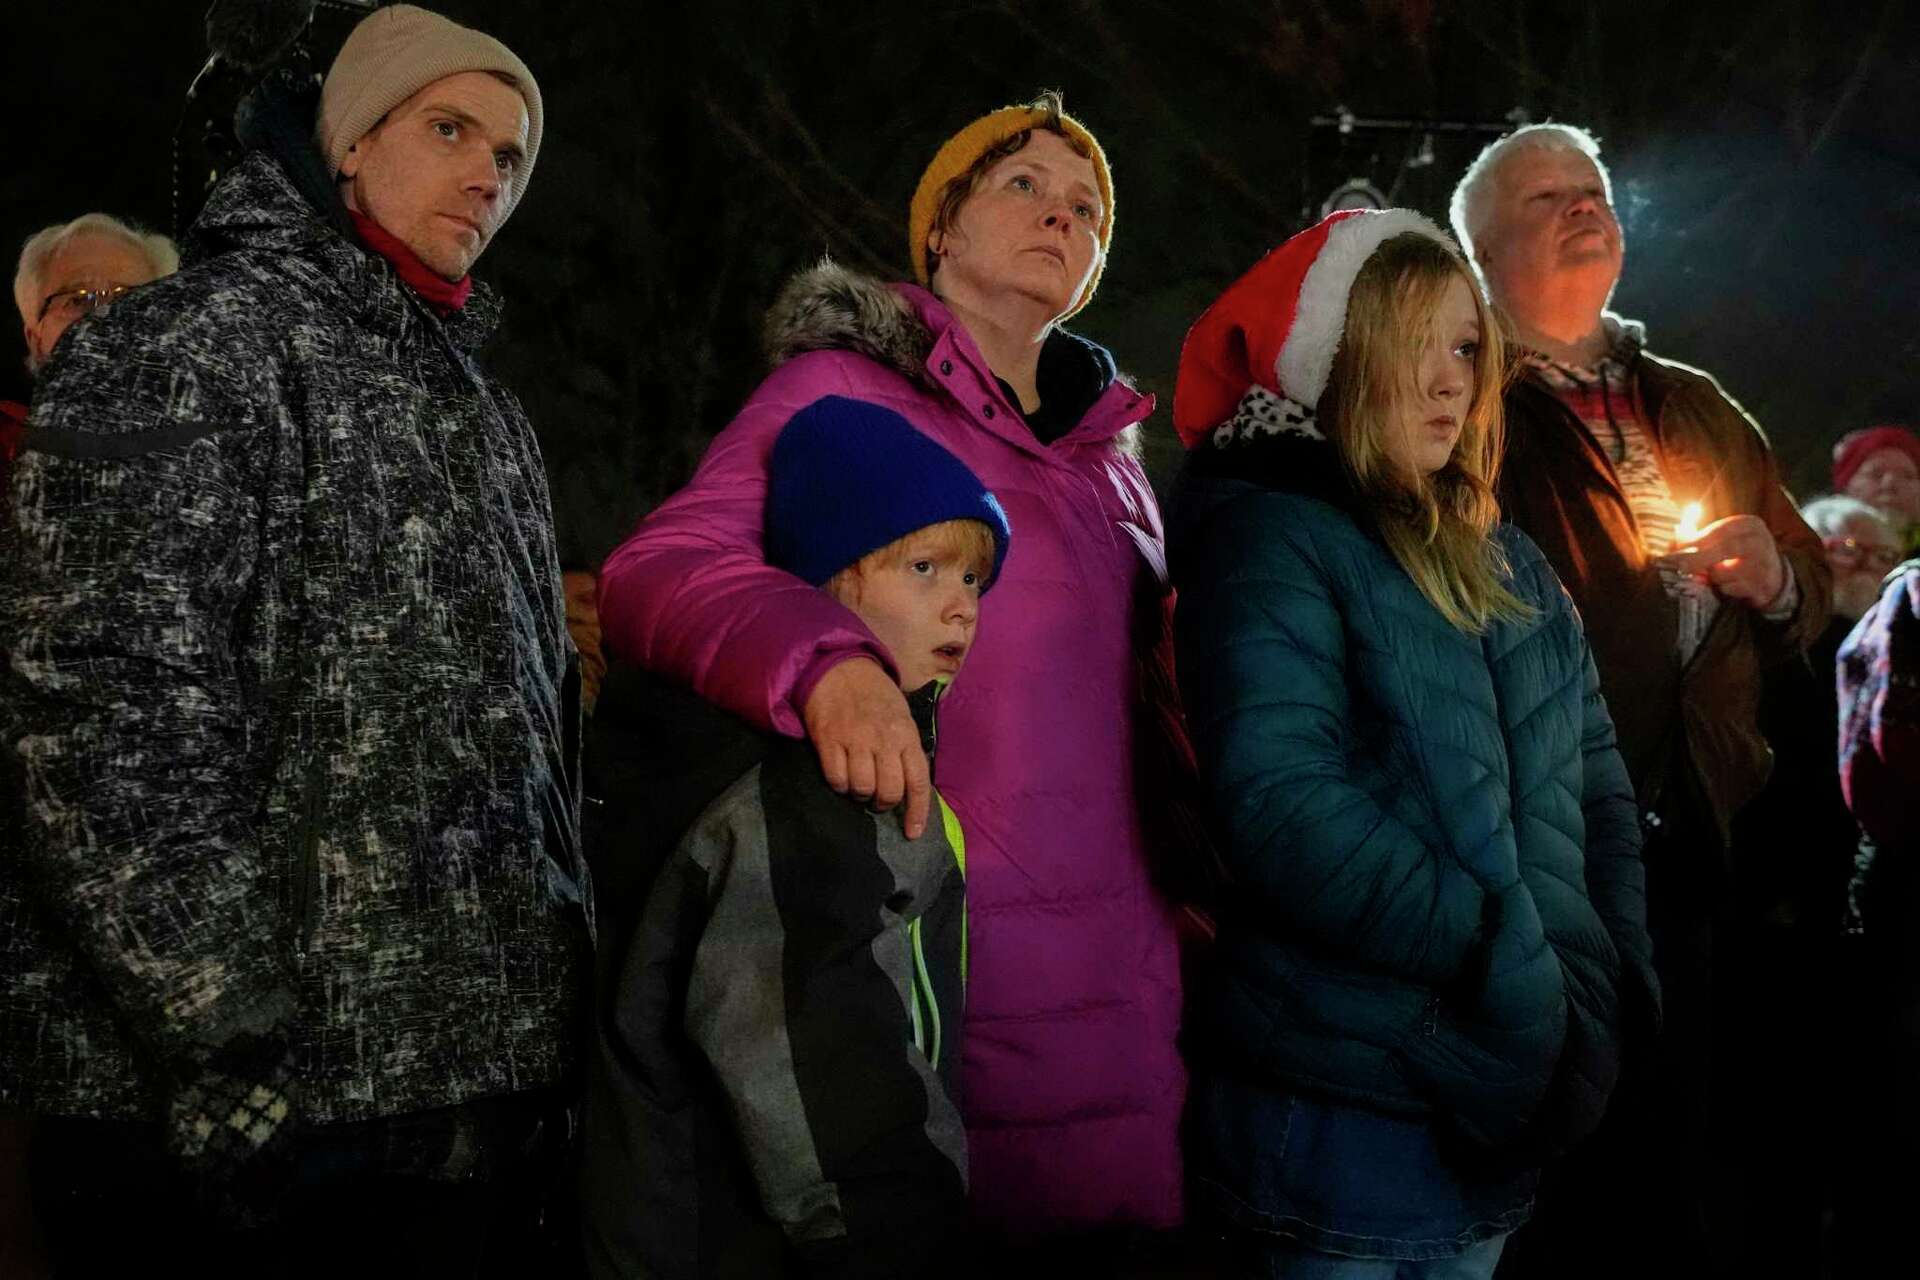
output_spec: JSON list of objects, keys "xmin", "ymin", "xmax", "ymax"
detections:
[
  {"xmin": 928, "ymin": 131, "xmax": 1104, "ymax": 321},
  {"xmin": 1844, "ymin": 447, "xmax": 1920, "ymax": 526},
  {"xmin": 1383, "ymin": 273, "xmax": 1481, "ymax": 479}
]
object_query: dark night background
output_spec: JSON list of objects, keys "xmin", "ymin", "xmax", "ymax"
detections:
[{"xmin": 4, "ymin": 0, "xmax": 1916, "ymax": 568}]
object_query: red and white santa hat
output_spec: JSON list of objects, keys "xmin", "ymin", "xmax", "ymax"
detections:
[{"xmin": 1173, "ymin": 208, "xmax": 1465, "ymax": 447}]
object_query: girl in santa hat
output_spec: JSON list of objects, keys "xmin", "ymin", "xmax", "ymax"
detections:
[{"xmin": 1166, "ymin": 210, "xmax": 1658, "ymax": 1277}]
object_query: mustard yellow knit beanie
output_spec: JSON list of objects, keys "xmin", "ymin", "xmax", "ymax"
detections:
[{"xmin": 908, "ymin": 103, "xmax": 1113, "ymax": 317}]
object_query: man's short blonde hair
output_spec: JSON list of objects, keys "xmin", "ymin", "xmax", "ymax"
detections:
[
  {"xmin": 13, "ymin": 213, "xmax": 179, "ymax": 325},
  {"xmin": 1448, "ymin": 123, "xmax": 1613, "ymax": 267}
]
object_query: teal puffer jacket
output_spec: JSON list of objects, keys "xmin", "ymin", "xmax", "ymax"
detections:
[{"xmin": 1170, "ymin": 439, "xmax": 1657, "ymax": 1160}]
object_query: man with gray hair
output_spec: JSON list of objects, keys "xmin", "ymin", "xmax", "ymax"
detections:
[
  {"xmin": 3, "ymin": 215, "xmax": 177, "ymax": 490},
  {"xmin": 0, "ymin": 6, "xmax": 585, "ymax": 1272},
  {"xmin": 13, "ymin": 214, "xmax": 179, "ymax": 373},
  {"xmin": 4, "ymin": 214, "xmax": 173, "ymax": 1280},
  {"xmin": 1451, "ymin": 125, "xmax": 1827, "ymax": 1275}
]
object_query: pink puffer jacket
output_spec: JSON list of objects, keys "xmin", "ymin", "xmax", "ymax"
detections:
[{"xmin": 598, "ymin": 262, "xmax": 1186, "ymax": 1233}]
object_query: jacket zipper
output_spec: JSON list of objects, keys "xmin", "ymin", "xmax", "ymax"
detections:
[
  {"xmin": 290, "ymin": 761, "xmax": 324, "ymax": 958},
  {"xmin": 910, "ymin": 917, "xmax": 942, "ymax": 1069},
  {"xmin": 907, "ymin": 925, "xmax": 926, "ymax": 1059}
]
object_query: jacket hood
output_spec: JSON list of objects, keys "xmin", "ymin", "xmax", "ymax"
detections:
[
  {"xmin": 764, "ymin": 258, "xmax": 935, "ymax": 384},
  {"xmin": 188, "ymin": 69, "xmax": 349, "ymax": 264},
  {"xmin": 1603, "ymin": 310, "xmax": 1649, "ymax": 359},
  {"xmin": 761, "ymin": 258, "xmax": 1145, "ymax": 454}
]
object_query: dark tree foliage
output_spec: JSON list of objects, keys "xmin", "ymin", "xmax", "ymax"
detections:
[{"xmin": 5, "ymin": 0, "xmax": 1917, "ymax": 566}]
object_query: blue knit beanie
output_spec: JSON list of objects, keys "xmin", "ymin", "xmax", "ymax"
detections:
[{"xmin": 767, "ymin": 396, "xmax": 1012, "ymax": 589}]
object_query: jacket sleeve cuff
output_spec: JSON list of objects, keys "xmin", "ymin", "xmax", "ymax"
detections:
[
  {"xmin": 1759, "ymin": 559, "xmax": 1800, "ymax": 623},
  {"xmin": 783, "ymin": 642, "xmax": 896, "ymax": 737}
]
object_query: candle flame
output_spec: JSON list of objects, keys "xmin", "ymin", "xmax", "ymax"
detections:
[{"xmin": 1676, "ymin": 501, "xmax": 1704, "ymax": 546}]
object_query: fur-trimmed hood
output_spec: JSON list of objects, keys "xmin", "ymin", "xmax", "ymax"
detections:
[
  {"xmin": 764, "ymin": 258, "xmax": 935, "ymax": 385},
  {"xmin": 761, "ymin": 259, "xmax": 1145, "ymax": 456}
]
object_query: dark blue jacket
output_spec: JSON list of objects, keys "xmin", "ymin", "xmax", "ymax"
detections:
[{"xmin": 1169, "ymin": 422, "xmax": 1656, "ymax": 1247}]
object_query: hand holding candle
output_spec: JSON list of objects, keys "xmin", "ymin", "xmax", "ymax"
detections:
[{"xmin": 1657, "ymin": 509, "xmax": 1788, "ymax": 608}]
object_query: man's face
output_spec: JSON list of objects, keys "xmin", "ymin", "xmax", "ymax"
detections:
[
  {"xmin": 22, "ymin": 234, "xmax": 159, "ymax": 371},
  {"xmin": 1478, "ymin": 147, "xmax": 1624, "ymax": 315},
  {"xmin": 929, "ymin": 130, "xmax": 1105, "ymax": 321},
  {"xmin": 339, "ymin": 71, "xmax": 530, "ymax": 281},
  {"xmin": 1825, "ymin": 512, "xmax": 1905, "ymax": 620}
]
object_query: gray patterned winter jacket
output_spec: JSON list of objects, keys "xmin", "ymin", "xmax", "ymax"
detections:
[{"xmin": 0, "ymin": 150, "xmax": 588, "ymax": 1123}]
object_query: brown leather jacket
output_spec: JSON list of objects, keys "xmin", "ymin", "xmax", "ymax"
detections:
[{"xmin": 1498, "ymin": 350, "xmax": 1831, "ymax": 854}]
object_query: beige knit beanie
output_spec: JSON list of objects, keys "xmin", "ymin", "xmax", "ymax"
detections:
[{"xmin": 316, "ymin": 4, "xmax": 543, "ymax": 204}]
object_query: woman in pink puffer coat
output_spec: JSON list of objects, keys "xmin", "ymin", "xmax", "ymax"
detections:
[{"xmin": 597, "ymin": 95, "xmax": 1187, "ymax": 1239}]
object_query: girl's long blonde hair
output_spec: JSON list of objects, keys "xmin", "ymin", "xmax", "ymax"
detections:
[{"xmin": 1320, "ymin": 231, "xmax": 1532, "ymax": 633}]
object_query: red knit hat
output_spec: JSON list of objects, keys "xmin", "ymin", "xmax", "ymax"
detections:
[
  {"xmin": 1173, "ymin": 208, "xmax": 1464, "ymax": 447},
  {"xmin": 1833, "ymin": 425, "xmax": 1920, "ymax": 493}
]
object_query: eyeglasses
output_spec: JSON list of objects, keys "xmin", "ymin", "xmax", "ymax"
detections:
[
  {"xmin": 1823, "ymin": 535, "xmax": 1904, "ymax": 574},
  {"xmin": 36, "ymin": 283, "xmax": 131, "ymax": 324}
]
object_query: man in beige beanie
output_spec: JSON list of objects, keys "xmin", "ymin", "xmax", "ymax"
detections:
[
  {"xmin": 317, "ymin": 2, "xmax": 543, "ymax": 281},
  {"xmin": 1, "ymin": 7, "xmax": 586, "ymax": 1274}
]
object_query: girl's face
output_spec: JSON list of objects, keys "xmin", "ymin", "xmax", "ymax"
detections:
[{"xmin": 1383, "ymin": 273, "xmax": 1481, "ymax": 480}]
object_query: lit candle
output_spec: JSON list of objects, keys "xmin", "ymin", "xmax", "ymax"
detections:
[{"xmin": 1675, "ymin": 501, "xmax": 1704, "ymax": 547}]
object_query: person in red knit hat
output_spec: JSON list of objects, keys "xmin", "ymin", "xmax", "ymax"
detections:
[{"xmin": 1832, "ymin": 424, "xmax": 1920, "ymax": 553}]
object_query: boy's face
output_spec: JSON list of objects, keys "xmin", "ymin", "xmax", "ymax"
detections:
[{"xmin": 834, "ymin": 529, "xmax": 989, "ymax": 692}]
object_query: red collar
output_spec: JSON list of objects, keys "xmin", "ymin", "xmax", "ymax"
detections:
[{"xmin": 349, "ymin": 210, "xmax": 473, "ymax": 316}]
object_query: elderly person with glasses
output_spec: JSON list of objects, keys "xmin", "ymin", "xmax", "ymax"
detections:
[
  {"xmin": 1805, "ymin": 495, "xmax": 1907, "ymax": 627},
  {"xmin": 12, "ymin": 213, "xmax": 178, "ymax": 374},
  {"xmin": 4, "ymin": 214, "xmax": 178, "ymax": 485},
  {"xmin": 3, "ymin": 212, "xmax": 173, "ymax": 1279}
]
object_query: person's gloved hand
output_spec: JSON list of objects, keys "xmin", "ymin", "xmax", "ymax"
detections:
[{"xmin": 163, "ymin": 1031, "xmax": 302, "ymax": 1227}]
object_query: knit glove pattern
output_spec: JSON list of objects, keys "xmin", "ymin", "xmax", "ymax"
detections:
[{"xmin": 164, "ymin": 1031, "xmax": 303, "ymax": 1227}]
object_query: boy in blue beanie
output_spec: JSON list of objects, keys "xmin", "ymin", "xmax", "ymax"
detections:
[{"xmin": 580, "ymin": 396, "xmax": 1010, "ymax": 1280}]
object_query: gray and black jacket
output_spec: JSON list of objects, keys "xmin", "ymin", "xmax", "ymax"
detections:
[
  {"xmin": 0, "ymin": 141, "xmax": 588, "ymax": 1123},
  {"xmin": 580, "ymin": 665, "xmax": 967, "ymax": 1279}
]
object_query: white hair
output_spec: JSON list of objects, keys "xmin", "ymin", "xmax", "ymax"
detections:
[
  {"xmin": 1448, "ymin": 123, "xmax": 1614, "ymax": 266},
  {"xmin": 1800, "ymin": 494, "xmax": 1898, "ymax": 539},
  {"xmin": 13, "ymin": 213, "xmax": 180, "ymax": 325}
]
